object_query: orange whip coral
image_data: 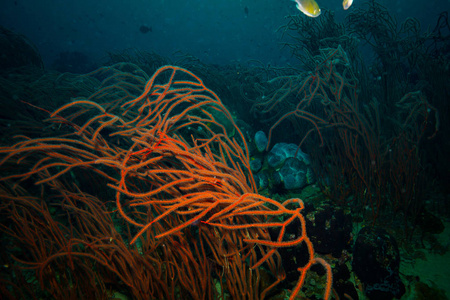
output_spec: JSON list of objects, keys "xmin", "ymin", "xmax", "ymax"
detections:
[{"xmin": 0, "ymin": 64, "xmax": 332, "ymax": 299}]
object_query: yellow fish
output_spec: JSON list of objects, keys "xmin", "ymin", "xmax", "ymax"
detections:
[
  {"xmin": 292, "ymin": 0, "xmax": 321, "ymax": 18},
  {"xmin": 342, "ymin": 0, "xmax": 353, "ymax": 10}
]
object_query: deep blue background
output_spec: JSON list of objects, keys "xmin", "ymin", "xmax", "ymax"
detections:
[{"xmin": 1, "ymin": 0, "xmax": 447, "ymax": 67}]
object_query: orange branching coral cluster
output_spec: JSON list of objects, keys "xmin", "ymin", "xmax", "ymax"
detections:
[{"xmin": 0, "ymin": 64, "xmax": 331, "ymax": 299}]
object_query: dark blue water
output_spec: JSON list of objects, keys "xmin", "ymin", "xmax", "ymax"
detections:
[{"xmin": 1, "ymin": 0, "xmax": 447, "ymax": 68}]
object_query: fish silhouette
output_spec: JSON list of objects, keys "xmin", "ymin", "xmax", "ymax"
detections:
[{"xmin": 139, "ymin": 25, "xmax": 152, "ymax": 34}]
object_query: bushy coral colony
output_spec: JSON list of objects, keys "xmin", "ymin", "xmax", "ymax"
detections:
[{"xmin": 0, "ymin": 65, "xmax": 332, "ymax": 299}]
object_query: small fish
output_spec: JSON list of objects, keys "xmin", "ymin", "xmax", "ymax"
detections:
[
  {"xmin": 342, "ymin": 0, "xmax": 353, "ymax": 10},
  {"xmin": 292, "ymin": 0, "xmax": 321, "ymax": 18},
  {"xmin": 139, "ymin": 25, "xmax": 152, "ymax": 34}
]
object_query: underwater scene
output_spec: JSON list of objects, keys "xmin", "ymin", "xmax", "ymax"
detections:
[{"xmin": 0, "ymin": 0, "xmax": 449, "ymax": 299}]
